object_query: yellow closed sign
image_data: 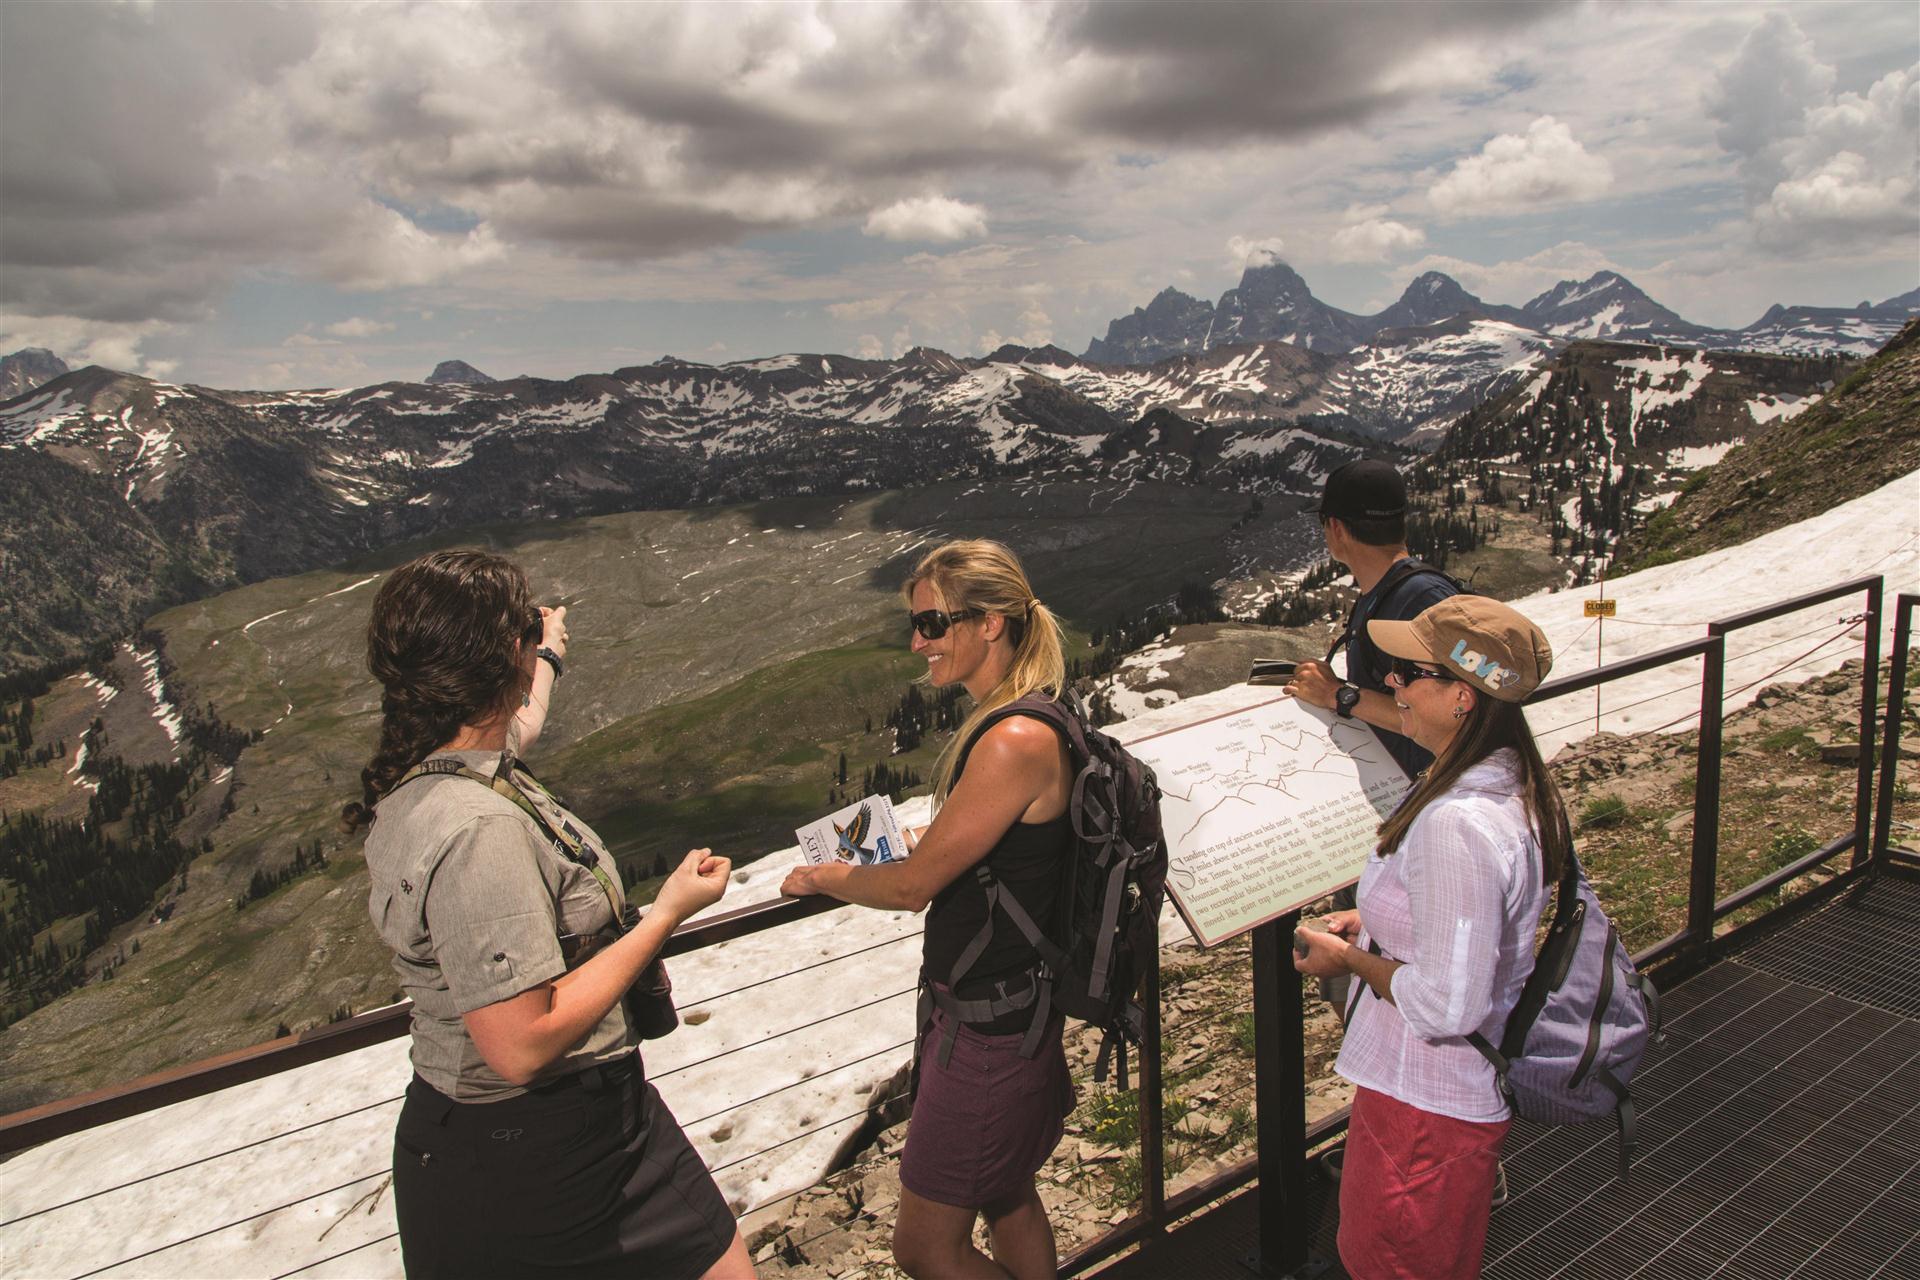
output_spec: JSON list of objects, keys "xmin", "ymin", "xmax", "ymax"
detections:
[{"xmin": 1585, "ymin": 599, "xmax": 1617, "ymax": 618}]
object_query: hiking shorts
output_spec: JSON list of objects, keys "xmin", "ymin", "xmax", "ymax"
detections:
[
  {"xmin": 1338, "ymin": 1085, "xmax": 1509, "ymax": 1280},
  {"xmin": 899, "ymin": 1007, "xmax": 1074, "ymax": 1209},
  {"xmin": 392, "ymin": 1055, "xmax": 736, "ymax": 1279}
]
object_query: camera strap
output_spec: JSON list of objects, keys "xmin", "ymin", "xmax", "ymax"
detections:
[{"xmin": 395, "ymin": 755, "xmax": 628, "ymax": 928}]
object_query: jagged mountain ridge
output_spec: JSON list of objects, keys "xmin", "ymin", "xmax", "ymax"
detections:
[
  {"xmin": 1088, "ymin": 261, "xmax": 1920, "ymax": 364},
  {"xmin": 0, "ymin": 311, "xmax": 1867, "ymax": 672},
  {"xmin": 1087, "ymin": 265, "xmax": 1527, "ymax": 361},
  {"xmin": 0, "ymin": 350, "xmax": 1372, "ymax": 671},
  {"xmin": 1435, "ymin": 340, "xmax": 1849, "ymax": 471}
]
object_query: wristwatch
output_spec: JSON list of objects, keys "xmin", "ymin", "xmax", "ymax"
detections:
[
  {"xmin": 1334, "ymin": 683, "xmax": 1361, "ymax": 719},
  {"xmin": 536, "ymin": 646, "xmax": 565, "ymax": 679}
]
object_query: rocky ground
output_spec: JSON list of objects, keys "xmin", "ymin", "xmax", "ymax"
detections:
[{"xmin": 1557, "ymin": 657, "xmax": 1914, "ymax": 953}]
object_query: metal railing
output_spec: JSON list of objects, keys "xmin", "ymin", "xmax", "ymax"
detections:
[{"xmin": 1, "ymin": 576, "xmax": 1909, "ymax": 1280}]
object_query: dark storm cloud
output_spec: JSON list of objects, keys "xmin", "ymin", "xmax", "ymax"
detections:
[
  {"xmin": 545, "ymin": 7, "xmax": 1066, "ymax": 185},
  {"xmin": 1060, "ymin": 0, "xmax": 1565, "ymax": 142},
  {"xmin": 0, "ymin": 3, "xmax": 316, "ymax": 215},
  {"xmin": 0, "ymin": 2, "xmax": 323, "ymax": 320},
  {"xmin": 495, "ymin": 191, "xmax": 777, "ymax": 261},
  {"xmin": 0, "ymin": 0, "xmax": 1574, "ymax": 328}
]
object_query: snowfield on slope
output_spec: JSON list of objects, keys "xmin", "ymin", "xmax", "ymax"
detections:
[{"xmin": 1518, "ymin": 467, "xmax": 1918, "ymax": 756}]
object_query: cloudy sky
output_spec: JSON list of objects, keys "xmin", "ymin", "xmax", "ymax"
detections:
[{"xmin": 1, "ymin": 0, "xmax": 1914, "ymax": 388}]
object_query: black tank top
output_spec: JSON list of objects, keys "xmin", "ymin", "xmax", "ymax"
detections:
[{"xmin": 921, "ymin": 706, "xmax": 1073, "ymax": 1034}]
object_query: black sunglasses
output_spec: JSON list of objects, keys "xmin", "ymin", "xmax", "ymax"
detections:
[
  {"xmin": 1389, "ymin": 655, "xmax": 1457, "ymax": 685},
  {"xmin": 908, "ymin": 608, "xmax": 982, "ymax": 641}
]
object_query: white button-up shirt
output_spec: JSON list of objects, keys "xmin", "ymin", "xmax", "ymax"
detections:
[{"xmin": 1335, "ymin": 750, "xmax": 1551, "ymax": 1123}]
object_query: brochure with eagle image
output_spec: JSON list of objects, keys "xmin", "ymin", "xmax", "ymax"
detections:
[{"xmin": 795, "ymin": 795, "xmax": 909, "ymax": 867}]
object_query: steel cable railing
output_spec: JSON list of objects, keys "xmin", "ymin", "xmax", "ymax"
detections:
[
  {"xmin": 679, "ymin": 1035, "xmax": 918, "ymax": 1131},
  {"xmin": 676, "ymin": 928, "xmax": 922, "ymax": 1009},
  {"xmin": 3, "ymin": 573, "xmax": 1904, "ymax": 1280}
]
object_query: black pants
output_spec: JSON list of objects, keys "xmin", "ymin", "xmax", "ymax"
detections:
[{"xmin": 393, "ymin": 1056, "xmax": 736, "ymax": 1279}]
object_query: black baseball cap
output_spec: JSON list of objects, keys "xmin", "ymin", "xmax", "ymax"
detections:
[{"xmin": 1317, "ymin": 458, "xmax": 1407, "ymax": 521}]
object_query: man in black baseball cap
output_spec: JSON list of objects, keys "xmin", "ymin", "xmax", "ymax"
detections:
[
  {"xmin": 1288, "ymin": 457, "xmax": 1462, "ymax": 1054},
  {"xmin": 1315, "ymin": 457, "xmax": 1411, "ymax": 525},
  {"xmin": 1288, "ymin": 457, "xmax": 1459, "ymax": 778}
]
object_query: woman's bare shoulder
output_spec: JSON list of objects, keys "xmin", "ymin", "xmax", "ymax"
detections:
[{"xmin": 977, "ymin": 709, "xmax": 1068, "ymax": 758}]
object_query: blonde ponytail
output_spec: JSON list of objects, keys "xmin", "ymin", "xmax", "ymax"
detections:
[{"xmin": 903, "ymin": 540, "xmax": 1067, "ymax": 803}]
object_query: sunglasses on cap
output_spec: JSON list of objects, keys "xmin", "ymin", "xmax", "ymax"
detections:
[
  {"xmin": 908, "ymin": 608, "xmax": 982, "ymax": 641},
  {"xmin": 1388, "ymin": 655, "xmax": 1457, "ymax": 686}
]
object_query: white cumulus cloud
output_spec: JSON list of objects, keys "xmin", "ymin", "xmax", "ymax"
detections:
[
  {"xmin": 0, "ymin": 313, "xmax": 177, "ymax": 375},
  {"xmin": 1226, "ymin": 235, "xmax": 1287, "ymax": 269},
  {"xmin": 863, "ymin": 196, "xmax": 989, "ymax": 243},
  {"xmin": 1707, "ymin": 12, "xmax": 1836, "ymax": 200},
  {"xmin": 1329, "ymin": 217, "xmax": 1426, "ymax": 263},
  {"xmin": 1705, "ymin": 15, "xmax": 1915, "ymax": 255},
  {"xmin": 322, "ymin": 317, "xmax": 395, "ymax": 338},
  {"xmin": 1753, "ymin": 64, "xmax": 1919, "ymax": 250},
  {"xmin": 1429, "ymin": 116, "xmax": 1614, "ymax": 216},
  {"xmin": 825, "ymin": 296, "xmax": 898, "ymax": 321}
]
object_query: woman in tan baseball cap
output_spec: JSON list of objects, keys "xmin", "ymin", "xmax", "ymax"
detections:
[{"xmin": 1294, "ymin": 595, "xmax": 1569, "ymax": 1279}]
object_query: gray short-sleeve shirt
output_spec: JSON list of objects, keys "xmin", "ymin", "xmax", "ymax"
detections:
[{"xmin": 364, "ymin": 749, "xmax": 633, "ymax": 1100}]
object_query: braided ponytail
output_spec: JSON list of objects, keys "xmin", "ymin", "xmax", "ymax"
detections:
[{"xmin": 341, "ymin": 550, "xmax": 537, "ymax": 832}]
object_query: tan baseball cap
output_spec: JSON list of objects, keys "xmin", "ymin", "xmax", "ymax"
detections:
[{"xmin": 1368, "ymin": 596, "xmax": 1553, "ymax": 702}]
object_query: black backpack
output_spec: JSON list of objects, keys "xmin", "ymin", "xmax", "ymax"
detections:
[{"xmin": 920, "ymin": 690, "xmax": 1169, "ymax": 1088}]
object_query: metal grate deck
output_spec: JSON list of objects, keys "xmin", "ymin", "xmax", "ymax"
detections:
[
  {"xmin": 1097, "ymin": 871, "xmax": 1920, "ymax": 1279},
  {"xmin": 1734, "ymin": 872, "xmax": 1920, "ymax": 1020}
]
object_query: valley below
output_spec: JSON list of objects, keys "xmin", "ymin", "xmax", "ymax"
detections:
[{"xmin": 0, "ymin": 477, "xmax": 1315, "ymax": 1109}]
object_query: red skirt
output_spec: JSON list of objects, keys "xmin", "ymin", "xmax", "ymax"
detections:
[{"xmin": 1338, "ymin": 1086, "xmax": 1509, "ymax": 1280}]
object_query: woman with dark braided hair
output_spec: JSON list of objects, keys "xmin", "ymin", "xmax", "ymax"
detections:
[{"xmin": 345, "ymin": 549, "xmax": 752, "ymax": 1280}]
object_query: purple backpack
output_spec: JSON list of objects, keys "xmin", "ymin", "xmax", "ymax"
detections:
[{"xmin": 1469, "ymin": 851, "xmax": 1661, "ymax": 1179}]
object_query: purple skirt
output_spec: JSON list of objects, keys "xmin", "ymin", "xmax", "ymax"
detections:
[{"xmin": 899, "ymin": 1007, "xmax": 1074, "ymax": 1209}]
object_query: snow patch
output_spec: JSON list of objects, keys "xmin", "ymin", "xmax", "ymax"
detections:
[
  {"xmin": 321, "ymin": 575, "xmax": 380, "ymax": 600},
  {"xmin": 134, "ymin": 646, "xmax": 184, "ymax": 752},
  {"xmin": 1634, "ymin": 491, "xmax": 1681, "ymax": 514},
  {"xmin": 1615, "ymin": 349, "xmax": 1714, "ymax": 430},
  {"xmin": 1747, "ymin": 394, "xmax": 1812, "ymax": 425},
  {"xmin": 1666, "ymin": 442, "xmax": 1738, "ymax": 470},
  {"xmin": 1521, "ymin": 467, "xmax": 1920, "ymax": 755}
]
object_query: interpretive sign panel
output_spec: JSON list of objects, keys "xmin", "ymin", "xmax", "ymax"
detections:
[{"xmin": 1124, "ymin": 693, "xmax": 1411, "ymax": 947}]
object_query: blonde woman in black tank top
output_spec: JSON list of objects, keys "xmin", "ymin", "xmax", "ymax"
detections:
[{"xmin": 782, "ymin": 539, "xmax": 1073, "ymax": 1280}]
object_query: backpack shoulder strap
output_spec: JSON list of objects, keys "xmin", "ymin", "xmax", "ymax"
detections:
[
  {"xmin": 1328, "ymin": 557, "xmax": 1460, "ymax": 661},
  {"xmin": 952, "ymin": 691, "xmax": 1085, "ymax": 781},
  {"xmin": 925, "ymin": 693, "xmax": 1083, "ymax": 1064}
]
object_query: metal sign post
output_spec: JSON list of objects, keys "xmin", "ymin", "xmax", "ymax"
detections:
[
  {"xmin": 1246, "ymin": 912, "xmax": 1327, "ymax": 1277},
  {"xmin": 1585, "ymin": 591, "xmax": 1617, "ymax": 734}
]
